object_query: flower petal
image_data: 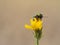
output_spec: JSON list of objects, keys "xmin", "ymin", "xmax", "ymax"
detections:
[
  {"xmin": 30, "ymin": 18, "xmax": 37, "ymax": 26},
  {"xmin": 25, "ymin": 24, "xmax": 32, "ymax": 29}
]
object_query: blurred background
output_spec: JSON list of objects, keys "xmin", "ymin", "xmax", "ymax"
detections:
[{"xmin": 0, "ymin": 0, "xmax": 60, "ymax": 45}]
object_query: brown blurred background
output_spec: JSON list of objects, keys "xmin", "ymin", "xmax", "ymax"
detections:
[{"xmin": 0, "ymin": 0, "xmax": 60, "ymax": 45}]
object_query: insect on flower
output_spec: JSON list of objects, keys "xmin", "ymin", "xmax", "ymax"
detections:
[{"xmin": 25, "ymin": 13, "xmax": 43, "ymax": 31}]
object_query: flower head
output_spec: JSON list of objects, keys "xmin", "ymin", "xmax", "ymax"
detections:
[{"xmin": 25, "ymin": 14, "xmax": 43, "ymax": 30}]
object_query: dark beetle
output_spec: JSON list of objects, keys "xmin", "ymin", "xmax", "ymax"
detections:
[{"xmin": 34, "ymin": 13, "xmax": 43, "ymax": 20}]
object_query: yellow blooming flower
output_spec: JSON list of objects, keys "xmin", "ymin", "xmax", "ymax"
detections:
[
  {"xmin": 25, "ymin": 18, "xmax": 43, "ymax": 30},
  {"xmin": 25, "ymin": 14, "xmax": 43, "ymax": 45}
]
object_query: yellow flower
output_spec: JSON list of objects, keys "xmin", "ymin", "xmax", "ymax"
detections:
[{"xmin": 25, "ymin": 18, "xmax": 43, "ymax": 30}]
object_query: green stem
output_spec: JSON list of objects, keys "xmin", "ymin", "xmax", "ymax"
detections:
[
  {"xmin": 35, "ymin": 38, "xmax": 39, "ymax": 45},
  {"xmin": 36, "ymin": 38, "xmax": 39, "ymax": 45},
  {"xmin": 37, "ymin": 38, "xmax": 39, "ymax": 45}
]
